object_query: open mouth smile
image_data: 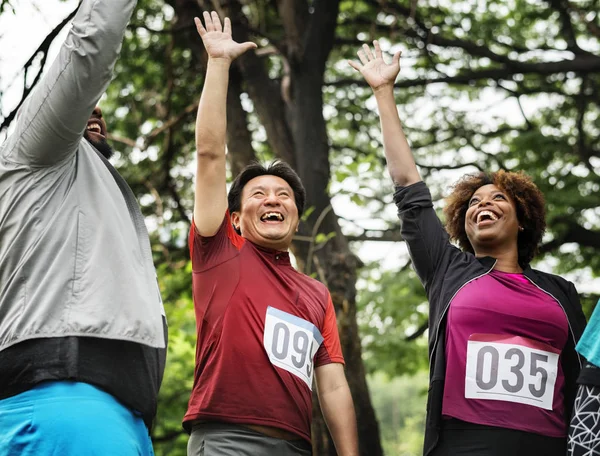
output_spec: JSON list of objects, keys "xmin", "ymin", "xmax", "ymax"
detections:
[
  {"xmin": 476, "ymin": 210, "xmax": 499, "ymax": 226},
  {"xmin": 260, "ymin": 212, "xmax": 285, "ymax": 223},
  {"xmin": 86, "ymin": 120, "xmax": 105, "ymax": 138}
]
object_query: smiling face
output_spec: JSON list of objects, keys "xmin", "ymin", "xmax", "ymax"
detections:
[
  {"xmin": 83, "ymin": 106, "xmax": 113, "ymax": 159},
  {"xmin": 230, "ymin": 175, "xmax": 299, "ymax": 251},
  {"xmin": 464, "ymin": 184, "xmax": 520, "ymax": 255}
]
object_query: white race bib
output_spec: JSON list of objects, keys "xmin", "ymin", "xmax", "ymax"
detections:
[
  {"xmin": 465, "ymin": 334, "xmax": 560, "ymax": 410},
  {"xmin": 263, "ymin": 306, "xmax": 323, "ymax": 390}
]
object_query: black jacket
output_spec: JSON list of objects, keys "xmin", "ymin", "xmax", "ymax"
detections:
[{"xmin": 394, "ymin": 182, "xmax": 587, "ymax": 456}]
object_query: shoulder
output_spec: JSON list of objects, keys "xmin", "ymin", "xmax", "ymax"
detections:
[
  {"xmin": 296, "ymin": 271, "xmax": 329, "ymax": 294},
  {"xmin": 528, "ymin": 267, "xmax": 575, "ymax": 291},
  {"xmin": 293, "ymin": 271, "xmax": 331, "ymax": 311}
]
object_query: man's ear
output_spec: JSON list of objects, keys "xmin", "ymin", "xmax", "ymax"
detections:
[{"xmin": 231, "ymin": 212, "xmax": 241, "ymax": 233}]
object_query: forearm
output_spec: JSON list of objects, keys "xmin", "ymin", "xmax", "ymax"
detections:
[
  {"xmin": 374, "ymin": 86, "xmax": 421, "ymax": 187},
  {"xmin": 4, "ymin": 0, "xmax": 137, "ymax": 166},
  {"xmin": 195, "ymin": 59, "xmax": 231, "ymax": 157},
  {"xmin": 192, "ymin": 58, "xmax": 230, "ymax": 234},
  {"xmin": 320, "ymin": 383, "xmax": 359, "ymax": 456}
]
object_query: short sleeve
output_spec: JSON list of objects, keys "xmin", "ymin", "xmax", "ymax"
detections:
[
  {"xmin": 189, "ymin": 210, "xmax": 245, "ymax": 272},
  {"xmin": 314, "ymin": 293, "xmax": 345, "ymax": 367}
]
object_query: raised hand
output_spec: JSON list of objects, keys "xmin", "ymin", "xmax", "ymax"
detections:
[
  {"xmin": 348, "ymin": 40, "xmax": 401, "ymax": 91},
  {"xmin": 194, "ymin": 11, "xmax": 257, "ymax": 62}
]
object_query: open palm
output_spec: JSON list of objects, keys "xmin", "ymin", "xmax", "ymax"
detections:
[
  {"xmin": 349, "ymin": 41, "xmax": 401, "ymax": 90},
  {"xmin": 195, "ymin": 11, "xmax": 256, "ymax": 62}
]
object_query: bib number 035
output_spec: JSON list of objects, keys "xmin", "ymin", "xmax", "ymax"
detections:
[
  {"xmin": 464, "ymin": 334, "xmax": 560, "ymax": 410},
  {"xmin": 263, "ymin": 306, "xmax": 323, "ymax": 389}
]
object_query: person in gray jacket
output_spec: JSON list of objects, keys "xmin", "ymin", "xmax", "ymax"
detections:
[{"xmin": 0, "ymin": 1, "xmax": 167, "ymax": 455}]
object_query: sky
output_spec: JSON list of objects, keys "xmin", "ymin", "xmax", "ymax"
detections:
[{"xmin": 0, "ymin": 0, "xmax": 77, "ymax": 130}]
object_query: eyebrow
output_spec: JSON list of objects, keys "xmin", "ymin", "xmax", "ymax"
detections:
[
  {"xmin": 248, "ymin": 185, "xmax": 291, "ymax": 192},
  {"xmin": 471, "ymin": 190, "xmax": 505, "ymax": 199}
]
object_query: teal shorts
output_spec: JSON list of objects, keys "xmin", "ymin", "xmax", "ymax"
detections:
[{"xmin": 0, "ymin": 381, "xmax": 154, "ymax": 456}]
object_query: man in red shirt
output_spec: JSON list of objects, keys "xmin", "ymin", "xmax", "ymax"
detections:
[{"xmin": 183, "ymin": 11, "xmax": 359, "ymax": 456}]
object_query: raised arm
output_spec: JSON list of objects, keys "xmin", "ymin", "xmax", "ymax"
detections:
[
  {"xmin": 2, "ymin": 0, "xmax": 137, "ymax": 166},
  {"xmin": 192, "ymin": 12, "xmax": 256, "ymax": 236},
  {"xmin": 349, "ymin": 41, "xmax": 421, "ymax": 187}
]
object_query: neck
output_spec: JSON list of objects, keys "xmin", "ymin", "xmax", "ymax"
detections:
[{"xmin": 475, "ymin": 247, "xmax": 522, "ymax": 273}]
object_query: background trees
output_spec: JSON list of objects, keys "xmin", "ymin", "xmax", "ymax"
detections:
[{"xmin": 1, "ymin": 0, "xmax": 598, "ymax": 454}]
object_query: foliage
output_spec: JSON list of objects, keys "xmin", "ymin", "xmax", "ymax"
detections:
[
  {"xmin": 357, "ymin": 263, "xmax": 429, "ymax": 376},
  {"xmin": 368, "ymin": 372, "xmax": 428, "ymax": 456}
]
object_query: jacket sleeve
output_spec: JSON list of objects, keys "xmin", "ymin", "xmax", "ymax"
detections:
[
  {"xmin": 568, "ymin": 281, "xmax": 587, "ymax": 339},
  {"xmin": 1, "ymin": 0, "xmax": 137, "ymax": 166},
  {"xmin": 393, "ymin": 181, "xmax": 457, "ymax": 293}
]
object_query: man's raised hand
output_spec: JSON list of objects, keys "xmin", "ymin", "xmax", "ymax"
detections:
[
  {"xmin": 348, "ymin": 40, "xmax": 401, "ymax": 92},
  {"xmin": 194, "ymin": 11, "xmax": 257, "ymax": 62}
]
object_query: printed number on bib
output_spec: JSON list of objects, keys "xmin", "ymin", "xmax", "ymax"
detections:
[
  {"xmin": 465, "ymin": 334, "xmax": 560, "ymax": 410},
  {"xmin": 263, "ymin": 307, "xmax": 323, "ymax": 389}
]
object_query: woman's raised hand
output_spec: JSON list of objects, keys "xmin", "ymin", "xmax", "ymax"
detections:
[{"xmin": 348, "ymin": 40, "xmax": 401, "ymax": 91}]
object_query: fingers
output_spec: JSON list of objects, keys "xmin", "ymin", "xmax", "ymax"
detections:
[
  {"xmin": 241, "ymin": 41, "xmax": 258, "ymax": 53},
  {"xmin": 211, "ymin": 11, "xmax": 223, "ymax": 33},
  {"xmin": 224, "ymin": 17, "xmax": 232, "ymax": 36},
  {"xmin": 392, "ymin": 50, "xmax": 402, "ymax": 68},
  {"xmin": 194, "ymin": 17, "xmax": 206, "ymax": 37},
  {"xmin": 199, "ymin": 11, "xmax": 227, "ymax": 33},
  {"xmin": 357, "ymin": 49, "xmax": 369, "ymax": 65},
  {"xmin": 347, "ymin": 59, "xmax": 362, "ymax": 71},
  {"xmin": 373, "ymin": 40, "xmax": 383, "ymax": 59},
  {"xmin": 362, "ymin": 43, "xmax": 374, "ymax": 60},
  {"xmin": 202, "ymin": 11, "xmax": 213, "ymax": 32}
]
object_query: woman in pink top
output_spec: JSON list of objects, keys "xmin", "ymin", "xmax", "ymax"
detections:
[{"xmin": 349, "ymin": 42, "xmax": 587, "ymax": 455}]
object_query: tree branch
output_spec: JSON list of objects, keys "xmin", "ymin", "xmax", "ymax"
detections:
[
  {"xmin": 330, "ymin": 54, "xmax": 600, "ymax": 89},
  {"xmin": 546, "ymin": 0, "xmax": 587, "ymax": 54},
  {"xmin": 540, "ymin": 218, "xmax": 600, "ymax": 254},
  {"xmin": 405, "ymin": 321, "xmax": 428, "ymax": 341},
  {"xmin": 0, "ymin": 4, "xmax": 79, "ymax": 131},
  {"xmin": 276, "ymin": 0, "xmax": 308, "ymax": 64}
]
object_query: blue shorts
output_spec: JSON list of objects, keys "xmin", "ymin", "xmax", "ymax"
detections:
[{"xmin": 0, "ymin": 381, "xmax": 154, "ymax": 456}]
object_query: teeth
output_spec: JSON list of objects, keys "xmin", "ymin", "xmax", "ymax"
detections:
[
  {"xmin": 261, "ymin": 212, "xmax": 283, "ymax": 221},
  {"xmin": 87, "ymin": 123, "xmax": 101, "ymax": 133},
  {"xmin": 477, "ymin": 210, "xmax": 498, "ymax": 224}
]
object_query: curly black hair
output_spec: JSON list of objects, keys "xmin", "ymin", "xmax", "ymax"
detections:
[{"xmin": 443, "ymin": 170, "xmax": 546, "ymax": 267}]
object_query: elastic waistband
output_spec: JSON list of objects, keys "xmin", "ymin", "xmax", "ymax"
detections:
[
  {"xmin": 0, "ymin": 381, "xmax": 128, "ymax": 409},
  {"xmin": 190, "ymin": 422, "xmax": 311, "ymax": 450}
]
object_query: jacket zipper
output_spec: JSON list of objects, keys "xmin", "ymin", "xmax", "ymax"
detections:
[
  {"xmin": 429, "ymin": 260, "xmax": 497, "ymax": 367},
  {"xmin": 523, "ymin": 276, "xmax": 582, "ymax": 369}
]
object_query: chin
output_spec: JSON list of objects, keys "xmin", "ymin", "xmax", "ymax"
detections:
[{"xmin": 84, "ymin": 134, "xmax": 114, "ymax": 159}]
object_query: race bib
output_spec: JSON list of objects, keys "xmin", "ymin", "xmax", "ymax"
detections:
[
  {"xmin": 465, "ymin": 334, "xmax": 560, "ymax": 410},
  {"xmin": 263, "ymin": 306, "xmax": 323, "ymax": 389}
]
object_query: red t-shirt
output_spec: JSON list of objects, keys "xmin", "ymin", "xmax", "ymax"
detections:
[
  {"xmin": 183, "ymin": 213, "xmax": 344, "ymax": 442},
  {"xmin": 442, "ymin": 270, "xmax": 569, "ymax": 437}
]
